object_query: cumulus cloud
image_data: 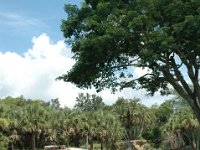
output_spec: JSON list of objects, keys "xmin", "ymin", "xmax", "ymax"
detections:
[{"xmin": 0, "ymin": 34, "xmax": 168, "ymax": 107}]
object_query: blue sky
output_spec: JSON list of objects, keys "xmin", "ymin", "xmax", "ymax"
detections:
[
  {"xmin": 0, "ymin": 0, "xmax": 169, "ymax": 107},
  {"xmin": 0, "ymin": 0, "xmax": 82, "ymax": 54}
]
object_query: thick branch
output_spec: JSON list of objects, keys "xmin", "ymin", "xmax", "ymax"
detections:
[
  {"xmin": 120, "ymin": 73, "xmax": 163, "ymax": 89},
  {"xmin": 170, "ymin": 57, "xmax": 193, "ymax": 97},
  {"xmin": 173, "ymin": 51, "xmax": 200, "ymax": 107},
  {"xmin": 162, "ymin": 68, "xmax": 195, "ymax": 108},
  {"xmin": 179, "ymin": 54, "xmax": 200, "ymax": 104},
  {"xmin": 193, "ymin": 62, "xmax": 200, "ymax": 107},
  {"xmin": 192, "ymin": 61, "xmax": 200, "ymax": 91}
]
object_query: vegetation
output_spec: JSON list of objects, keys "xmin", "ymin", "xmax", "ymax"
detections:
[
  {"xmin": 59, "ymin": 0, "xmax": 200, "ymax": 123},
  {"xmin": 1, "ymin": 1, "xmax": 199, "ymax": 149},
  {"xmin": 0, "ymin": 94, "xmax": 199, "ymax": 149}
]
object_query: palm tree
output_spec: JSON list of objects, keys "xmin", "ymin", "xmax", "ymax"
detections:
[
  {"xmin": 112, "ymin": 97, "xmax": 154, "ymax": 141},
  {"xmin": 7, "ymin": 107, "xmax": 22, "ymax": 150},
  {"xmin": 164, "ymin": 106, "xmax": 199, "ymax": 150},
  {"xmin": 90, "ymin": 109, "xmax": 124, "ymax": 150},
  {"xmin": 20, "ymin": 101, "xmax": 46, "ymax": 150},
  {"xmin": 45, "ymin": 107, "xmax": 70, "ymax": 146},
  {"xmin": 0, "ymin": 117, "xmax": 9, "ymax": 149},
  {"xmin": 63, "ymin": 110, "xmax": 85, "ymax": 147}
]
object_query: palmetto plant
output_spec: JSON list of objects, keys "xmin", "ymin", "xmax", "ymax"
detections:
[
  {"xmin": 112, "ymin": 98, "xmax": 154, "ymax": 140},
  {"xmin": 20, "ymin": 102, "xmax": 46, "ymax": 150},
  {"xmin": 90, "ymin": 109, "xmax": 124, "ymax": 150},
  {"xmin": 164, "ymin": 106, "xmax": 199, "ymax": 150}
]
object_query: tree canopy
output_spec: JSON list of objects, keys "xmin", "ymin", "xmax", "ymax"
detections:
[
  {"xmin": 60, "ymin": 0, "xmax": 200, "ymax": 122},
  {"xmin": 74, "ymin": 93, "xmax": 105, "ymax": 111}
]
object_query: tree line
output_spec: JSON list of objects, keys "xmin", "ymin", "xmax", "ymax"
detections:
[{"xmin": 0, "ymin": 93, "xmax": 199, "ymax": 150}]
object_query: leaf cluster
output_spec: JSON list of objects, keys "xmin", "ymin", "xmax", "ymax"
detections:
[{"xmin": 59, "ymin": 0, "xmax": 200, "ymax": 97}]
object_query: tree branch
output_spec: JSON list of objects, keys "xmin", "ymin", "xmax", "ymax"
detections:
[
  {"xmin": 177, "ymin": 52, "xmax": 200, "ymax": 107},
  {"xmin": 170, "ymin": 57, "xmax": 193, "ymax": 98},
  {"xmin": 162, "ymin": 67, "xmax": 195, "ymax": 109}
]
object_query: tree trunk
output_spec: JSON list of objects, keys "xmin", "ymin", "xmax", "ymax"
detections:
[
  {"xmin": 190, "ymin": 101, "xmax": 200, "ymax": 124},
  {"xmin": 31, "ymin": 133, "xmax": 36, "ymax": 150},
  {"xmin": 85, "ymin": 135, "xmax": 89, "ymax": 149},
  {"xmin": 197, "ymin": 128, "xmax": 200, "ymax": 150},
  {"xmin": 100, "ymin": 139, "xmax": 104, "ymax": 150},
  {"xmin": 89, "ymin": 138, "xmax": 93, "ymax": 150},
  {"xmin": 105, "ymin": 142, "xmax": 110, "ymax": 150},
  {"xmin": 74, "ymin": 134, "xmax": 80, "ymax": 147},
  {"xmin": 163, "ymin": 69, "xmax": 200, "ymax": 124},
  {"xmin": 192, "ymin": 132, "xmax": 197, "ymax": 150},
  {"xmin": 175, "ymin": 89, "xmax": 200, "ymax": 124},
  {"xmin": 11, "ymin": 142, "xmax": 14, "ymax": 150}
]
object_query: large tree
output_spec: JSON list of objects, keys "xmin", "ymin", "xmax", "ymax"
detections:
[
  {"xmin": 75, "ymin": 93, "xmax": 105, "ymax": 111},
  {"xmin": 60, "ymin": 0, "xmax": 200, "ymax": 122}
]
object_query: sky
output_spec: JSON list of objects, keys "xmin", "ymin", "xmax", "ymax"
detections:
[{"xmin": 0, "ymin": 0, "xmax": 170, "ymax": 108}]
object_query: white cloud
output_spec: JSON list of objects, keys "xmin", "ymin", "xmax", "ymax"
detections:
[
  {"xmin": 0, "ymin": 33, "xmax": 75, "ymax": 106},
  {"xmin": 0, "ymin": 34, "xmax": 168, "ymax": 107},
  {"xmin": 134, "ymin": 67, "xmax": 151, "ymax": 78},
  {"xmin": 0, "ymin": 12, "xmax": 46, "ymax": 28}
]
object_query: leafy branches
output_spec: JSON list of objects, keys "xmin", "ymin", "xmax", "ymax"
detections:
[{"xmin": 60, "ymin": 0, "xmax": 200, "ymax": 124}]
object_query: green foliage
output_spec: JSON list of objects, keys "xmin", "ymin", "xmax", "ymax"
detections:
[
  {"xmin": 162, "ymin": 105, "xmax": 199, "ymax": 149},
  {"xmin": 0, "ymin": 134, "xmax": 8, "ymax": 150},
  {"xmin": 0, "ymin": 95, "xmax": 199, "ymax": 149},
  {"xmin": 0, "ymin": 118, "xmax": 9, "ymax": 131},
  {"xmin": 60, "ymin": 0, "xmax": 200, "ymax": 123},
  {"xmin": 0, "ymin": 96, "xmax": 26, "ymax": 106},
  {"xmin": 112, "ymin": 97, "xmax": 155, "ymax": 140},
  {"xmin": 60, "ymin": 0, "xmax": 200, "ymax": 91},
  {"xmin": 142, "ymin": 127, "xmax": 162, "ymax": 148},
  {"xmin": 74, "ymin": 93, "xmax": 105, "ymax": 111},
  {"xmin": 152, "ymin": 100, "xmax": 174, "ymax": 125},
  {"xmin": 50, "ymin": 98, "xmax": 61, "ymax": 109}
]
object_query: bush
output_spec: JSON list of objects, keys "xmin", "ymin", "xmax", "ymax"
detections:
[{"xmin": 0, "ymin": 133, "xmax": 8, "ymax": 150}]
